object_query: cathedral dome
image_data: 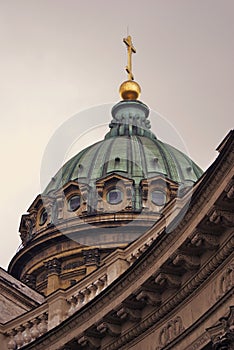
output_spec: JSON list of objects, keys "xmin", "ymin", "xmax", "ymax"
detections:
[
  {"xmin": 44, "ymin": 100, "xmax": 203, "ymax": 197},
  {"xmin": 9, "ymin": 35, "xmax": 204, "ymax": 297}
]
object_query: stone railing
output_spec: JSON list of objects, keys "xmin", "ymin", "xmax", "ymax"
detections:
[
  {"xmin": 5, "ymin": 312, "xmax": 48, "ymax": 350},
  {"xmin": 67, "ymin": 274, "xmax": 107, "ymax": 316}
]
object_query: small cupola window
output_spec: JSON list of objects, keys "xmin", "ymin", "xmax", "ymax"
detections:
[
  {"xmin": 151, "ymin": 190, "xmax": 167, "ymax": 206},
  {"xmin": 68, "ymin": 195, "xmax": 81, "ymax": 211},
  {"xmin": 39, "ymin": 209, "xmax": 48, "ymax": 226},
  {"xmin": 107, "ymin": 189, "xmax": 123, "ymax": 205}
]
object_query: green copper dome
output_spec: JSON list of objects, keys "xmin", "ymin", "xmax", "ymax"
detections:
[{"xmin": 44, "ymin": 100, "xmax": 203, "ymax": 196}]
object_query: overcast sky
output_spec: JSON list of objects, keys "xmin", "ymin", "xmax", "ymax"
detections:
[{"xmin": 0, "ymin": 0, "xmax": 233, "ymax": 269}]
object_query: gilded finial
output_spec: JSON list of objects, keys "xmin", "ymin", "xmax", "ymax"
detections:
[{"xmin": 119, "ymin": 35, "xmax": 141, "ymax": 100}]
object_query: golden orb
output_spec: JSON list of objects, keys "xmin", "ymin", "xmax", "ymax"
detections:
[{"xmin": 119, "ymin": 80, "xmax": 141, "ymax": 100}]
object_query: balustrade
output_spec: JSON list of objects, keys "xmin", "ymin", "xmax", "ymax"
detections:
[
  {"xmin": 67, "ymin": 274, "xmax": 107, "ymax": 316},
  {"xmin": 6, "ymin": 313, "xmax": 48, "ymax": 350}
]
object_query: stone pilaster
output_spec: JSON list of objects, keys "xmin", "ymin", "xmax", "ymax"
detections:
[
  {"xmin": 82, "ymin": 249, "xmax": 100, "ymax": 275},
  {"xmin": 44, "ymin": 258, "xmax": 61, "ymax": 295}
]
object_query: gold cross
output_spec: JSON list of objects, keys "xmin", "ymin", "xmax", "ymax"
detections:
[{"xmin": 123, "ymin": 35, "xmax": 136, "ymax": 81}]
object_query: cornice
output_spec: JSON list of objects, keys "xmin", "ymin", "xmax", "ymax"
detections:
[{"xmin": 103, "ymin": 238, "xmax": 234, "ymax": 350}]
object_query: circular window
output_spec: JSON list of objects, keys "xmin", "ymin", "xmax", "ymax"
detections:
[
  {"xmin": 39, "ymin": 209, "xmax": 48, "ymax": 226},
  {"xmin": 107, "ymin": 189, "xmax": 123, "ymax": 205},
  {"xmin": 68, "ymin": 195, "xmax": 81, "ymax": 211},
  {"xmin": 151, "ymin": 190, "xmax": 167, "ymax": 206}
]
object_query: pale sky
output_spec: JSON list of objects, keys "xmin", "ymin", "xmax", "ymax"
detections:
[{"xmin": 0, "ymin": 0, "xmax": 233, "ymax": 269}]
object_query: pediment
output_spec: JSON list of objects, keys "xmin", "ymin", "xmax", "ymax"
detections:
[
  {"xmin": 96, "ymin": 173, "xmax": 134, "ymax": 187},
  {"xmin": 141, "ymin": 175, "xmax": 179, "ymax": 189}
]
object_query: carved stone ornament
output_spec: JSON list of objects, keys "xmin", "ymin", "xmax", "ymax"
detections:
[
  {"xmin": 172, "ymin": 252, "xmax": 200, "ymax": 270},
  {"xmin": 20, "ymin": 213, "xmax": 36, "ymax": 245},
  {"xmin": 217, "ymin": 262, "xmax": 234, "ymax": 300},
  {"xmin": 207, "ymin": 307, "xmax": 234, "ymax": 350},
  {"xmin": 116, "ymin": 306, "xmax": 141, "ymax": 322},
  {"xmin": 154, "ymin": 271, "xmax": 181, "ymax": 288},
  {"xmin": 96, "ymin": 321, "xmax": 121, "ymax": 337},
  {"xmin": 135, "ymin": 289, "xmax": 161, "ymax": 306},
  {"xmin": 226, "ymin": 185, "xmax": 234, "ymax": 199},
  {"xmin": 56, "ymin": 194, "xmax": 64, "ymax": 220},
  {"xmin": 156, "ymin": 315, "xmax": 185, "ymax": 349},
  {"xmin": 83, "ymin": 249, "xmax": 100, "ymax": 265},
  {"xmin": 188, "ymin": 333, "xmax": 210, "ymax": 350},
  {"xmin": 190, "ymin": 230, "xmax": 219, "ymax": 249},
  {"xmin": 21, "ymin": 274, "xmax": 36, "ymax": 289},
  {"xmin": 209, "ymin": 208, "xmax": 234, "ymax": 227},
  {"xmin": 77, "ymin": 335, "xmax": 100, "ymax": 349},
  {"xmin": 44, "ymin": 258, "xmax": 61, "ymax": 275}
]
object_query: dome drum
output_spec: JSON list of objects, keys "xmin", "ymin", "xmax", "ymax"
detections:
[
  {"xmin": 14, "ymin": 245, "xmax": 111, "ymax": 294},
  {"xmin": 19, "ymin": 171, "xmax": 183, "ymax": 250}
]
